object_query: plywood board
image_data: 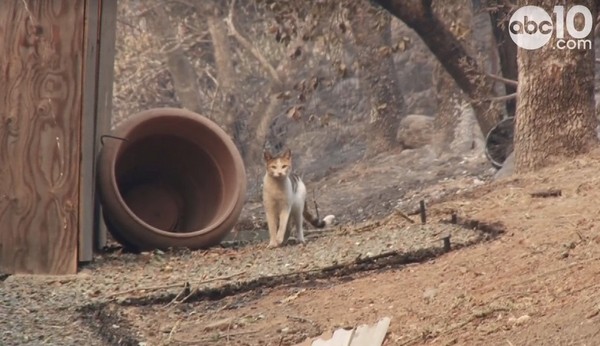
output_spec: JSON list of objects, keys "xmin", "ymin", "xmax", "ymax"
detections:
[{"xmin": 0, "ymin": 1, "xmax": 85, "ymax": 274}]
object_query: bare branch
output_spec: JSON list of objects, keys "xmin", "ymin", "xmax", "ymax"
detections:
[
  {"xmin": 371, "ymin": 0, "xmax": 502, "ymax": 135},
  {"xmin": 486, "ymin": 73, "xmax": 518, "ymax": 87},
  {"xmin": 394, "ymin": 209, "xmax": 415, "ymax": 224},
  {"xmin": 487, "ymin": 93, "xmax": 517, "ymax": 102},
  {"xmin": 224, "ymin": 0, "xmax": 282, "ymax": 85}
]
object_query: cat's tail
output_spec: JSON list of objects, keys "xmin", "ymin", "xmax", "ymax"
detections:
[{"xmin": 303, "ymin": 201, "xmax": 336, "ymax": 228}]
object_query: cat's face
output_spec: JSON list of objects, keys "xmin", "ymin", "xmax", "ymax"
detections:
[{"xmin": 264, "ymin": 149, "xmax": 292, "ymax": 179}]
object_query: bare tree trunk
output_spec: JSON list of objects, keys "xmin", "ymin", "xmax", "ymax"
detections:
[
  {"xmin": 514, "ymin": 0, "xmax": 598, "ymax": 172},
  {"xmin": 431, "ymin": 0, "xmax": 473, "ymax": 156},
  {"xmin": 226, "ymin": 0, "xmax": 323, "ymax": 165},
  {"xmin": 254, "ymin": 93, "xmax": 282, "ymax": 155},
  {"xmin": 372, "ymin": 0, "xmax": 502, "ymax": 136},
  {"xmin": 208, "ymin": 17, "xmax": 235, "ymax": 93},
  {"xmin": 242, "ymin": 92, "xmax": 283, "ymax": 178},
  {"xmin": 351, "ymin": 1, "xmax": 406, "ymax": 154},
  {"xmin": 144, "ymin": 6, "xmax": 203, "ymax": 115},
  {"xmin": 207, "ymin": 7, "xmax": 238, "ymax": 137}
]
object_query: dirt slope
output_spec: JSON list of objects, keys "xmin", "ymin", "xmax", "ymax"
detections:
[{"xmin": 153, "ymin": 148, "xmax": 600, "ymax": 345}]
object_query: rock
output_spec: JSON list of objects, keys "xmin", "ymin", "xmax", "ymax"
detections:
[
  {"xmin": 397, "ymin": 114, "xmax": 434, "ymax": 149},
  {"xmin": 508, "ymin": 314, "xmax": 530, "ymax": 326},
  {"xmin": 423, "ymin": 287, "xmax": 438, "ymax": 302},
  {"xmin": 405, "ymin": 88, "xmax": 437, "ymax": 115},
  {"xmin": 450, "ymin": 103, "xmax": 485, "ymax": 155}
]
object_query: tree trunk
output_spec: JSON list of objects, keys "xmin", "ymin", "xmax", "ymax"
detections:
[
  {"xmin": 208, "ymin": 16, "xmax": 235, "ymax": 93},
  {"xmin": 431, "ymin": 0, "xmax": 473, "ymax": 156},
  {"xmin": 372, "ymin": 0, "xmax": 502, "ymax": 136},
  {"xmin": 514, "ymin": 0, "xmax": 598, "ymax": 172},
  {"xmin": 225, "ymin": 0, "xmax": 315, "ymax": 165},
  {"xmin": 350, "ymin": 1, "xmax": 406, "ymax": 154},
  {"xmin": 207, "ymin": 7, "xmax": 239, "ymax": 137},
  {"xmin": 144, "ymin": 6, "xmax": 203, "ymax": 115},
  {"xmin": 207, "ymin": 23, "xmax": 239, "ymax": 138}
]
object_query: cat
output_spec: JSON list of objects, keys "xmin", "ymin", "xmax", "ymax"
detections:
[{"xmin": 262, "ymin": 149, "xmax": 335, "ymax": 248}]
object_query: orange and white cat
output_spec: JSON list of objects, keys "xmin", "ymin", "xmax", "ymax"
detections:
[{"xmin": 262, "ymin": 149, "xmax": 335, "ymax": 248}]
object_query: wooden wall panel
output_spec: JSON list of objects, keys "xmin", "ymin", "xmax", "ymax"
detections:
[{"xmin": 0, "ymin": 1, "xmax": 85, "ymax": 274}]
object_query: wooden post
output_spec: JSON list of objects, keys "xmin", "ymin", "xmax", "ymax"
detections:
[
  {"xmin": 0, "ymin": 0, "xmax": 95, "ymax": 274},
  {"xmin": 93, "ymin": 0, "xmax": 117, "ymax": 251},
  {"xmin": 79, "ymin": 0, "xmax": 117, "ymax": 261},
  {"xmin": 79, "ymin": 0, "xmax": 101, "ymax": 263}
]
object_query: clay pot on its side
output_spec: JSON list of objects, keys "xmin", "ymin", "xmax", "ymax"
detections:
[{"xmin": 96, "ymin": 108, "xmax": 246, "ymax": 251}]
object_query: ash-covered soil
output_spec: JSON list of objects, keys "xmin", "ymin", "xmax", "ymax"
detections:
[
  {"xmin": 5, "ymin": 146, "xmax": 600, "ymax": 345},
  {"xmin": 0, "ymin": 208, "xmax": 482, "ymax": 346},
  {"xmin": 0, "ymin": 144, "xmax": 494, "ymax": 346}
]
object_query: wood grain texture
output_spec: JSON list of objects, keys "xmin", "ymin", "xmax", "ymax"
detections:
[{"xmin": 0, "ymin": 0, "xmax": 85, "ymax": 274}]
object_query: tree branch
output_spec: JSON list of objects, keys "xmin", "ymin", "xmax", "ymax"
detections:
[
  {"xmin": 371, "ymin": 0, "xmax": 502, "ymax": 135},
  {"xmin": 486, "ymin": 73, "xmax": 518, "ymax": 87},
  {"xmin": 224, "ymin": 0, "xmax": 282, "ymax": 85},
  {"xmin": 143, "ymin": 5, "xmax": 204, "ymax": 114},
  {"xmin": 487, "ymin": 93, "xmax": 517, "ymax": 102}
]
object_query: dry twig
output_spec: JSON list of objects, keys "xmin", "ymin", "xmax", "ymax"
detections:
[
  {"xmin": 487, "ymin": 93, "xmax": 517, "ymax": 102},
  {"xmin": 105, "ymin": 270, "xmax": 246, "ymax": 299},
  {"xmin": 287, "ymin": 315, "xmax": 316, "ymax": 325},
  {"xmin": 168, "ymin": 319, "xmax": 182, "ymax": 342},
  {"xmin": 105, "ymin": 283, "xmax": 187, "ymax": 299},
  {"xmin": 165, "ymin": 282, "xmax": 191, "ymax": 307},
  {"xmin": 173, "ymin": 329, "xmax": 261, "ymax": 344},
  {"xmin": 486, "ymin": 73, "xmax": 518, "ymax": 86},
  {"xmin": 394, "ymin": 209, "xmax": 415, "ymax": 224}
]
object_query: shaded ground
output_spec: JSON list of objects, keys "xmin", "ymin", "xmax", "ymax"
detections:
[{"xmin": 4, "ymin": 147, "xmax": 600, "ymax": 345}]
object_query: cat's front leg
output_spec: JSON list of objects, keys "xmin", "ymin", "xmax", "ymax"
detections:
[
  {"xmin": 265, "ymin": 204, "xmax": 279, "ymax": 248},
  {"xmin": 276, "ymin": 208, "xmax": 291, "ymax": 245}
]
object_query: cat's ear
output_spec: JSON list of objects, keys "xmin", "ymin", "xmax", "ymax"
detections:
[
  {"xmin": 282, "ymin": 149, "xmax": 292, "ymax": 160},
  {"xmin": 263, "ymin": 150, "xmax": 273, "ymax": 162}
]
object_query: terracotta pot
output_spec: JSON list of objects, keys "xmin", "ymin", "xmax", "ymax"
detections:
[{"xmin": 97, "ymin": 108, "xmax": 246, "ymax": 251}]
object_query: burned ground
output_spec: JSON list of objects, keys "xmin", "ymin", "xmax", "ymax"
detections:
[{"xmin": 4, "ymin": 146, "xmax": 600, "ymax": 345}]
